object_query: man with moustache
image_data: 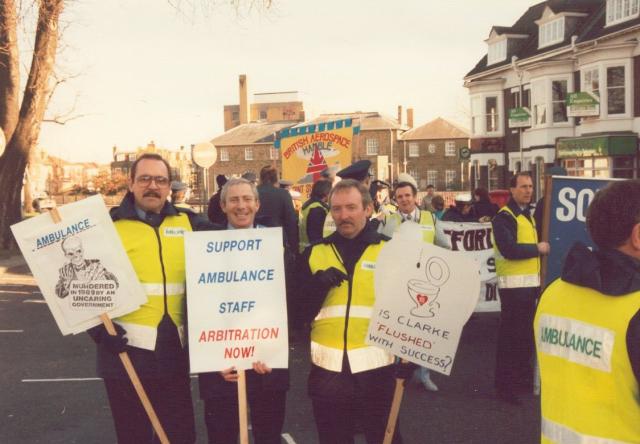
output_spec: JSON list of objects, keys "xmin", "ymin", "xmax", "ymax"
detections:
[
  {"xmin": 492, "ymin": 172, "xmax": 550, "ymax": 405},
  {"xmin": 198, "ymin": 177, "xmax": 289, "ymax": 444},
  {"xmin": 87, "ymin": 153, "xmax": 211, "ymax": 444},
  {"xmin": 303, "ymin": 179, "xmax": 409, "ymax": 444}
]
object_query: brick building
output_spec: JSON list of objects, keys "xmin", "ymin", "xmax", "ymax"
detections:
[
  {"xmin": 399, "ymin": 117, "xmax": 470, "ymax": 191},
  {"xmin": 465, "ymin": 0, "xmax": 640, "ymax": 198}
]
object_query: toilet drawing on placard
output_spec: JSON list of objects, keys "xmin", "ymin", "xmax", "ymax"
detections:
[{"xmin": 408, "ymin": 249, "xmax": 450, "ymax": 318}]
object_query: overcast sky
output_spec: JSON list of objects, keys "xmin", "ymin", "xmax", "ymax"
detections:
[{"xmin": 36, "ymin": 0, "xmax": 537, "ymax": 164}]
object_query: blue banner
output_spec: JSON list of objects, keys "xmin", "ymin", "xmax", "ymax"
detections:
[{"xmin": 544, "ymin": 176, "xmax": 616, "ymax": 286}]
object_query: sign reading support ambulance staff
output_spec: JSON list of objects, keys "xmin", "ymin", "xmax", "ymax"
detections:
[
  {"xmin": 366, "ymin": 224, "xmax": 480, "ymax": 375},
  {"xmin": 276, "ymin": 119, "xmax": 358, "ymax": 198},
  {"xmin": 10, "ymin": 195, "xmax": 147, "ymax": 335},
  {"xmin": 185, "ymin": 227, "xmax": 288, "ymax": 373},
  {"xmin": 435, "ymin": 220, "xmax": 500, "ymax": 312}
]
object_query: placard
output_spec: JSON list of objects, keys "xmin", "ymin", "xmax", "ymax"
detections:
[
  {"xmin": 11, "ymin": 195, "xmax": 147, "ymax": 335},
  {"xmin": 367, "ymin": 223, "xmax": 480, "ymax": 375},
  {"xmin": 185, "ymin": 227, "xmax": 288, "ymax": 373}
]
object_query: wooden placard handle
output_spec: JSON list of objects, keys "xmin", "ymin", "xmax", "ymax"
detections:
[
  {"xmin": 100, "ymin": 314, "xmax": 170, "ymax": 444},
  {"xmin": 237, "ymin": 369, "xmax": 249, "ymax": 444},
  {"xmin": 383, "ymin": 360, "xmax": 407, "ymax": 444}
]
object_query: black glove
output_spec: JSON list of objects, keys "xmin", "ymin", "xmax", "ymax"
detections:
[
  {"xmin": 393, "ymin": 360, "xmax": 417, "ymax": 381},
  {"xmin": 314, "ymin": 267, "xmax": 348, "ymax": 289},
  {"xmin": 88, "ymin": 323, "xmax": 128, "ymax": 355}
]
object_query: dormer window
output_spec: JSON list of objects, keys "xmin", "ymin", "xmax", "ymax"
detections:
[
  {"xmin": 538, "ymin": 17, "xmax": 565, "ymax": 48},
  {"xmin": 606, "ymin": 0, "xmax": 640, "ymax": 26},
  {"xmin": 487, "ymin": 39, "xmax": 507, "ymax": 65}
]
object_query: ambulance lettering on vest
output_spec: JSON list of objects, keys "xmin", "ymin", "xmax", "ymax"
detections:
[
  {"xmin": 555, "ymin": 187, "xmax": 596, "ymax": 222},
  {"xmin": 442, "ymin": 228, "xmax": 493, "ymax": 251},
  {"xmin": 537, "ymin": 314, "xmax": 614, "ymax": 372},
  {"xmin": 163, "ymin": 227, "xmax": 185, "ymax": 237}
]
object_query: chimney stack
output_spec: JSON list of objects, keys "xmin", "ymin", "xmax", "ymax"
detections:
[
  {"xmin": 407, "ymin": 108, "xmax": 414, "ymax": 129},
  {"xmin": 397, "ymin": 106, "xmax": 403, "ymax": 125},
  {"xmin": 239, "ymin": 74, "xmax": 249, "ymax": 125}
]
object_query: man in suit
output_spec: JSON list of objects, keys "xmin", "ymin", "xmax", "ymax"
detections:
[{"xmin": 255, "ymin": 165, "xmax": 298, "ymax": 252}]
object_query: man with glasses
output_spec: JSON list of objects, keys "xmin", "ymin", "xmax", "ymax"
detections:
[{"xmin": 88, "ymin": 153, "xmax": 211, "ymax": 444}]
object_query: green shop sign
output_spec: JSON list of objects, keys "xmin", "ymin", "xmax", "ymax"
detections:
[
  {"xmin": 557, "ymin": 135, "xmax": 637, "ymax": 158},
  {"xmin": 508, "ymin": 107, "xmax": 531, "ymax": 128},
  {"xmin": 566, "ymin": 92, "xmax": 600, "ymax": 117}
]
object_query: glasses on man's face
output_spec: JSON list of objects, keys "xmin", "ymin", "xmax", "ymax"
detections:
[{"xmin": 135, "ymin": 175, "xmax": 170, "ymax": 187}]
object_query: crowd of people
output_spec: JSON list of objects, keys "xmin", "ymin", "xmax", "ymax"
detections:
[{"xmin": 87, "ymin": 153, "xmax": 640, "ymax": 444}]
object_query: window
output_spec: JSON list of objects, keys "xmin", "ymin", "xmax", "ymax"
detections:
[
  {"xmin": 552, "ymin": 80, "xmax": 568, "ymax": 123},
  {"xmin": 531, "ymin": 80, "xmax": 547, "ymax": 126},
  {"xmin": 607, "ymin": 66, "xmax": 626, "ymax": 115},
  {"xmin": 487, "ymin": 39, "xmax": 507, "ymax": 65},
  {"xmin": 269, "ymin": 148, "xmax": 279, "ymax": 160},
  {"xmin": 259, "ymin": 110, "xmax": 267, "ymax": 120},
  {"xmin": 244, "ymin": 147, "xmax": 253, "ymax": 161},
  {"xmin": 606, "ymin": 0, "xmax": 640, "ymax": 26},
  {"xmin": 488, "ymin": 159, "xmax": 499, "ymax": 191},
  {"xmin": 473, "ymin": 161, "xmax": 480, "ymax": 190},
  {"xmin": 486, "ymin": 96, "xmax": 498, "ymax": 132},
  {"xmin": 232, "ymin": 111, "xmax": 239, "ymax": 121},
  {"xmin": 408, "ymin": 143, "xmax": 419, "ymax": 158},
  {"xmin": 445, "ymin": 141, "xmax": 456, "ymax": 157},
  {"xmin": 563, "ymin": 158, "xmax": 610, "ymax": 177},
  {"xmin": 511, "ymin": 86, "xmax": 531, "ymax": 108},
  {"xmin": 220, "ymin": 148, "xmax": 229, "ymax": 162},
  {"xmin": 539, "ymin": 17, "xmax": 564, "ymax": 48},
  {"xmin": 116, "ymin": 154, "xmax": 126, "ymax": 162},
  {"xmin": 445, "ymin": 170, "xmax": 456, "ymax": 190},
  {"xmin": 409, "ymin": 168, "xmax": 419, "ymax": 182},
  {"xmin": 427, "ymin": 170, "xmax": 437, "ymax": 186},
  {"xmin": 366, "ymin": 139, "xmax": 379, "ymax": 156},
  {"xmin": 428, "ymin": 143, "xmax": 436, "ymax": 154},
  {"xmin": 582, "ymin": 67, "xmax": 600, "ymax": 97},
  {"xmin": 129, "ymin": 154, "xmax": 136, "ymax": 161},
  {"xmin": 613, "ymin": 156, "xmax": 635, "ymax": 178}
]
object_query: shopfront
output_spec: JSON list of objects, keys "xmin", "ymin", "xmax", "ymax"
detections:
[{"xmin": 556, "ymin": 134, "xmax": 638, "ymax": 179}]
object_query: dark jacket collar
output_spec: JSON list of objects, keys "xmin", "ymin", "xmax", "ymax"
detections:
[
  {"xmin": 506, "ymin": 197, "xmax": 533, "ymax": 216},
  {"xmin": 322, "ymin": 220, "xmax": 389, "ymax": 246},
  {"xmin": 562, "ymin": 242, "xmax": 640, "ymax": 296}
]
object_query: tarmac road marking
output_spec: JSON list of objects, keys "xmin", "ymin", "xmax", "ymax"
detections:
[
  {"xmin": 0, "ymin": 330, "xmax": 24, "ymax": 333},
  {"xmin": 281, "ymin": 433, "xmax": 297, "ymax": 444},
  {"xmin": 22, "ymin": 377, "xmax": 102, "ymax": 383}
]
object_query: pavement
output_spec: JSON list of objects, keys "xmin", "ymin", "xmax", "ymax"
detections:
[{"xmin": 0, "ymin": 253, "xmax": 541, "ymax": 444}]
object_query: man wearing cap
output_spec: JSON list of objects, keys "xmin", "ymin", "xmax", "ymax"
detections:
[
  {"xmin": 336, "ymin": 159, "xmax": 373, "ymax": 188},
  {"xmin": 442, "ymin": 193, "xmax": 475, "ymax": 222},
  {"xmin": 534, "ymin": 179, "xmax": 640, "ymax": 443},
  {"xmin": 171, "ymin": 181, "xmax": 191, "ymax": 209},
  {"xmin": 492, "ymin": 172, "xmax": 550, "ymax": 405}
]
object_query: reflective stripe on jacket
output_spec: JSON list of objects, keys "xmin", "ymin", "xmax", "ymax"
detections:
[
  {"xmin": 493, "ymin": 205, "xmax": 539, "ymax": 288},
  {"xmin": 535, "ymin": 278, "xmax": 640, "ymax": 444},
  {"xmin": 114, "ymin": 213, "xmax": 192, "ymax": 350},
  {"xmin": 309, "ymin": 242, "xmax": 394, "ymax": 373}
]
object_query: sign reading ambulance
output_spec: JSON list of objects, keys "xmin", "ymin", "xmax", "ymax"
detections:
[{"xmin": 276, "ymin": 118, "xmax": 359, "ymax": 197}]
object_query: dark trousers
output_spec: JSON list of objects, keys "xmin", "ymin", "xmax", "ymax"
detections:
[
  {"xmin": 103, "ymin": 373, "xmax": 196, "ymax": 444},
  {"xmin": 203, "ymin": 389, "xmax": 287, "ymax": 444},
  {"xmin": 309, "ymin": 364, "xmax": 402, "ymax": 444},
  {"xmin": 495, "ymin": 286, "xmax": 538, "ymax": 395}
]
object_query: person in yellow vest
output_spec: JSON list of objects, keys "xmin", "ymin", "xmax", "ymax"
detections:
[
  {"xmin": 302, "ymin": 179, "xmax": 412, "ymax": 444},
  {"xmin": 535, "ymin": 179, "xmax": 640, "ymax": 443},
  {"xmin": 492, "ymin": 172, "xmax": 550, "ymax": 405},
  {"xmin": 299, "ymin": 179, "xmax": 332, "ymax": 253},
  {"xmin": 87, "ymin": 153, "xmax": 212, "ymax": 444},
  {"xmin": 198, "ymin": 178, "xmax": 289, "ymax": 444}
]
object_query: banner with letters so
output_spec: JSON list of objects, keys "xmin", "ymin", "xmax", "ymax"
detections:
[
  {"xmin": 435, "ymin": 220, "xmax": 500, "ymax": 312},
  {"xmin": 185, "ymin": 227, "xmax": 288, "ymax": 374},
  {"xmin": 367, "ymin": 224, "xmax": 480, "ymax": 375},
  {"xmin": 544, "ymin": 176, "xmax": 617, "ymax": 287},
  {"xmin": 11, "ymin": 195, "xmax": 147, "ymax": 335}
]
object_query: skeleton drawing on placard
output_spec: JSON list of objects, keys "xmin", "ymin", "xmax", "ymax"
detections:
[{"xmin": 407, "ymin": 249, "xmax": 450, "ymax": 318}]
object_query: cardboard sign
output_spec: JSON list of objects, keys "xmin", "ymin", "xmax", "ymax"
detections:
[
  {"xmin": 185, "ymin": 227, "xmax": 288, "ymax": 373},
  {"xmin": 435, "ymin": 220, "xmax": 501, "ymax": 312},
  {"xmin": 543, "ymin": 176, "xmax": 617, "ymax": 286},
  {"xmin": 367, "ymin": 223, "xmax": 480, "ymax": 375},
  {"xmin": 11, "ymin": 195, "xmax": 147, "ymax": 335}
]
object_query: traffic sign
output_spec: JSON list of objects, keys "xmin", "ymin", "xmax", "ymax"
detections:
[
  {"xmin": 191, "ymin": 142, "xmax": 217, "ymax": 168},
  {"xmin": 459, "ymin": 146, "xmax": 471, "ymax": 160}
]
